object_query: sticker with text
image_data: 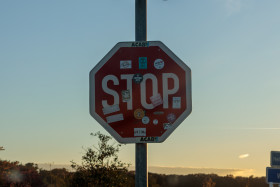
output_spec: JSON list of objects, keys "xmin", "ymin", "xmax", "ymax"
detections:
[
  {"xmin": 139, "ymin": 57, "xmax": 147, "ymax": 69},
  {"xmin": 122, "ymin": 90, "xmax": 130, "ymax": 102},
  {"xmin": 154, "ymin": 59, "xmax": 164, "ymax": 69},
  {"xmin": 172, "ymin": 97, "xmax": 181, "ymax": 109},
  {"xmin": 120, "ymin": 60, "xmax": 132, "ymax": 69},
  {"xmin": 134, "ymin": 128, "xmax": 146, "ymax": 136},
  {"xmin": 140, "ymin": 137, "xmax": 159, "ymax": 142},
  {"xmin": 133, "ymin": 73, "xmax": 143, "ymax": 84},
  {"xmin": 150, "ymin": 93, "xmax": 163, "ymax": 107},
  {"xmin": 134, "ymin": 109, "xmax": 145, "ymax": 119},
  {"xmin": 131, "ymin": 42, "xmax": 149, "ymax": 47}
]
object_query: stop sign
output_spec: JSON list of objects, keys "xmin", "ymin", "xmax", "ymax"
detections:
[{"xmin": 90, "ymin": 41, "xmax": 191, "ymax": 143}]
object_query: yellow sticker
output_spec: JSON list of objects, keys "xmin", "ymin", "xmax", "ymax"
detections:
[{"xmin": 134, "ymin": 109, "xmax": 145, "ymax": 119}]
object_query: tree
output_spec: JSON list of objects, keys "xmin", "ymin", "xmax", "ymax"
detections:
[
  {"xmin": 203, "ymin": 176, "xmax": 216, "ymax": 187},
  {"xmin": 0, "ymin": 160, "xmax": 44, "ymax": 186},
  {"xmin": 40, "ymin": 168, "xmax": 72, "ymax": 187},
  {"xmin": 71, "ymin": 132, "xmax": 132, "ymax": 186}
]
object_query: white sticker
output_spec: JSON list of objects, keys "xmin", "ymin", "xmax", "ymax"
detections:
[
  {"xmin": 150, "ymin": 93, "xmax": 163, "ymax": 107},
  {"xmin": 102, "ymin": 105, "xmax": 120, "ymax": 115},
  {"xmin": 106, "ymin": 114, "xmax": 124, "ymax": 123},
  {"xmin": 142, "ymin": 116, "xmax": 150, "ymax": 124},
  {"xmin": 122, "ymin": 90, "xmax": 130, "ymax": 102},
  {"xmin": 163, "ymin": 123, "xmax": 171, "ymax": 130},
  {"xmin": 120, "ymin": 60, "xmax": 132, "ymax": 69},
  {"xmin": 172, "ymin": 97, "xmax": 181, "ymax": 109},
  {"xmin": 134, "ymin": 128, "xmax": 146, "ymax": 136},
  {"xmin": 154, "ymin": 59, "xmax": 164, "ymax": 69},
  {"xmin": 153, "ymin": 119, "xmax": 158, "ymax": 125}
]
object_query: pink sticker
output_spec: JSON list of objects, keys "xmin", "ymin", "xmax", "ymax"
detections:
[{"xmin": 150, "ymin": 93, "xmax": 163, "ymax": 107}]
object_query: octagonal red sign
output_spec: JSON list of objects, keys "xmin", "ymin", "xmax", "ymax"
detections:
[{"xmin": 90, "ymin": 41, "xmax": 191, "ymax": 143}]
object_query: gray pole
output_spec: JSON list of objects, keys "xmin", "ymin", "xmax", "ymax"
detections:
[
  {"xmin": 135, "ymin": 1, "xmax": 147, "ymax": 187},
  {"xmin": 135, "ymin": 0, "xmax": 147, "ymax": 41}
]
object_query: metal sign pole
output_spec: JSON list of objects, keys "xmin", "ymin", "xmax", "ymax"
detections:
[{"xmin": 135, "ymin": 1, "xmax": 147, "ymax": 187}]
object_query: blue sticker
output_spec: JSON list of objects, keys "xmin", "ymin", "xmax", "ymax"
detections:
[{"xmin": 139, "ymin": 57, "xmax": 147, "ymax": 69}]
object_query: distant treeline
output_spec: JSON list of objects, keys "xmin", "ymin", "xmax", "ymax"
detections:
[
  {"xmin": 148, "ymin": 173, "xmax": 267, "ymax": 187},
  {"xmin": 0, "ymin": 159, "xmax": 268, "ymax": 187}
]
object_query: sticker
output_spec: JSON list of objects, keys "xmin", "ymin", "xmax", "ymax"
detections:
[
  {"xmin": 134, "ymin": 128, "xmax": 146, "ymax": 136},
  {"xmin": 131, "ymin": 42, "xmax": 149, "ymax": 47},
  {"xmin": 140, "ymin": 137, "xmax": 158, "ymax": 142},
  {"xmin": 153, "ymin": 119, "xmax": 158, "ymax": 125},
  {"xmin": 122, "ymin": 90, "xmax": 130, "ymax": 102},
  {"xmin": 142, "ymin": 116, "xmax": 150, "ymax": 124},
  {"xmin": 133, "ymin": 73, "xmax": 143, "ymax": 84},
  {"xmin": 134, "ymin": 109, "xmax": 145, "ymax": 119},
  {"xmin": 172, "ymin": 97, "xmax": 181, "ymax": 109},
  {"xmin": 102, "ymin": 105, "xmax": 120, "ymax": 115},
  {"xmin": 106, "ymin": 113, "xmax": 124, "ymax": 123},
  {"xmin": 150, "ymin": 93, "xmax": 163, "ymax": 107},
  {"xmin": 167, "ymin": 113, "xmax": 176, "ymax": 123},
  {"xmin": 153, "ymin": 111, "xmax": 164, "ymax": 115},
  {"xmin": 154, "ymin": 59, "xmax": 164, "ymax": 69},
  {"xmin": 139, "ymin": 57, "xmax": 147, "ymax": 69},
  {"xmin": 163, "ymin": 123, "xmax": 171, "ymax": 130},
  {"xmin": 120, "ymin": 60, "xmax": 132, "ymax": 69}
]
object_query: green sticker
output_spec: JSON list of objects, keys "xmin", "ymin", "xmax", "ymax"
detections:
[{"xmin": 139, "ymin": 57, "xmax": 147, "ymax": 69}]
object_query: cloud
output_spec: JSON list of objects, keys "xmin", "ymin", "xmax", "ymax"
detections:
[{"xmin": 239, "ymin": 153, "xmax": 250, "ymax": 159}]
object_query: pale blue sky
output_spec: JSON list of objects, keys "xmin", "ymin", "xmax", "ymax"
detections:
[{"xmin": 1, "ymin": 0, "xmax": 280, "ymax": 176}]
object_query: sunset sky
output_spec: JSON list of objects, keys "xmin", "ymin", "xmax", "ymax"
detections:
[{"xmin": 1, "ymin": 0, "xmax": 280, "ymax": 177}]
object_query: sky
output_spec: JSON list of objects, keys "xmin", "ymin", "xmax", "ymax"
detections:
[{"xmin": 1, "ymin": 0, "xmax": 280, "ymax": 177}]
